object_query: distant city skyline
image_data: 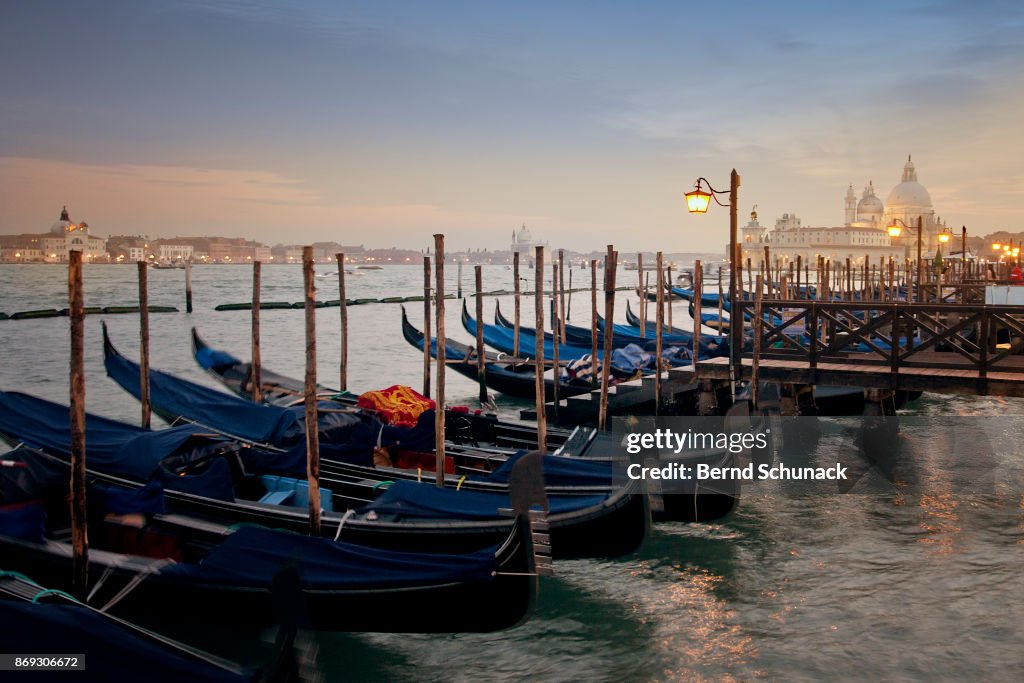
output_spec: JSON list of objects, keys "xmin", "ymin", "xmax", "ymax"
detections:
[{"xmin": 2, "ymin": 1, "xmax": 1022, "ymax": 252}]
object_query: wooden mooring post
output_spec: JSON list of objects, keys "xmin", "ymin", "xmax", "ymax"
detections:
[
  {"xmin": 433, "ymin": 235, "xmax": 447, "ymax": 486},
  {"xmin": 590, "ymin": 259, "xmax": 598, "ymax": 388},
  {"xmin": 336, "ymin": 253, "xmax": 348, "ymax": 393},
  {"xmin": 475, "ymin": 265, "xmax": 488, "ymax": 405},
  {"xmin": 513, "ymin": 252, "xmax": 521, "ymax": 359},
  {"xmin": 68, "ymin": 251, "xmax": 88, "ymax": 596},
  {"xmin": 551, "ymin": 260, "xmax": 561, "ymax": 421},
  {"xmin": 137, "ymin": 261, "xmax": 151, "ymax": 429},
  {"xmin": 655, "ymin": 251, "xmax": 664, "ymax": 414},
  {"xmin": 251, "ymin": 260, "xmax": 262, "ymax": 403},
  {"xmin": 422, "ymin": 256, "xmax": 431, "ymax": 398},
  {"xmin": 637, "ymin": 253, "xmax": 645, "ymax": 338},
  {"xmin": 534, "ymin": 246, "xmax": 547, "ymax": 449},
  {"xmin": 693, "ymin": 259, "xmax": 702, "ymax": 366},
  {"xmin": 301, "ymin": 247, "xmax": 322, "ymax": 535},
  {"xmin": 599, "ymin": 246, "xmax": 617, "ymax": 430},
  {"xmin": 558, "ymin": 249, "xmax": 567, "ymax": 341},
  {"xmin": 184, "ymin": 259, "xmax": 193, "ymax": 313}
]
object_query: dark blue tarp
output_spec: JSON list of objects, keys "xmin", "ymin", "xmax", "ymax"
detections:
[
  {"xmin": 486, "ymin": 453, "xmax": 613, "ymax": 487},
  {"xmin": 106, "ymin": 339, "xmax": 434, "ymax": 465},
  {"xmin": 105, "ymin": 342, "xmax": 305, "ymax": 446},
  {"xmin": 95, "ymin": 480, "xmax": 167, "ymax": 516},
  {"xmin": 0, "ymin": 599, "xmax": 255, "ymax": 682},
  {"xmin": 0, "ymin": 392, "xmax": 257, "ymax": 498},
  {"xmin": 0, "ymin": 502, "xmax": 46, "ymax": 543},
  {"xmin": 194, "ymin": 345, "xmax": 243, "ymax": 371},
  {"xmin": 363, "ymin": 479, "xmax": 607, "ymax": 521},
  {"xmin": 165, "ymin": 525, "xmax": 497, "ymax": 588}
]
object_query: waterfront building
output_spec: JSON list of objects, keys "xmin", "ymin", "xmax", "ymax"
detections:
[
  {"xmin": 158, "ymin": 244, "xmax": 194, "ymax": 262},
  {"xmin": 510, "ymin": 224, "xmax": 548, "ymax": 257},
  {"xmin": 41, "ymin": 206, "xmax": 108, "ymax": 262},
  {"xmin": 737, "ymin": 156, "xmax": 950, "ymax": 267}
]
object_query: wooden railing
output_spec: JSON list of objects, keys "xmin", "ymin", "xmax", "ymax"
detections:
[{"xmin": 736, "ymin": 300, "xmax": 1024, "ymax": 381}]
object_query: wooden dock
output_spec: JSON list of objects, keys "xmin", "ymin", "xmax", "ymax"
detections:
[{"xmin": 702, "ymin": 298, "xmax": 1024, "ymax": 398}]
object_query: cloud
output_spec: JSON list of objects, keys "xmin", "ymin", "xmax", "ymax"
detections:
[{"xmin": 0, "ymin": 156, "xmax": 545, "ymax": 249}]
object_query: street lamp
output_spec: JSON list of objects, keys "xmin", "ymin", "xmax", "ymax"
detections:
[
  {"xmin": 685, "ymin": 170, "xmax": 740, "ymax": 402},
  {"xmin": 887, "ymin": 225, "xmax": 902, "ymax": 238},
  {"xmin": 887, "ymin": 216, "xmax": 924, "ymax": 300}
]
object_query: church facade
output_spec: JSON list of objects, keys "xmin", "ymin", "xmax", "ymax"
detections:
[
  {"xmin": 42, "ymin": 206, "xmax": 108, "ymax": 262},
  {"xmin": 737, "ymin": 156, "xmax": 951, "ymax": 268},
  {"xmin": 509, "ymin": 224, "xmax": 548, "ymax": 256}
]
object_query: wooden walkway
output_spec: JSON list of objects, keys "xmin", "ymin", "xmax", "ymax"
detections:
[{"xmin": 696, "ymin": 354, "xmax": 1024, "ymax": 397}]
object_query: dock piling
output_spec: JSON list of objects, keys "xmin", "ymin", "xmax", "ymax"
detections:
[
  {"xmin": 252, "ymin": 261, "xmax": 262, "ymax": 403},
  {"xmin": 137, "ymin": 261, "xmax": 151, "ymax": 429},
  {"xmin": 301, "ymin": 246, "xmax": 322, "ymax": 535},
  {"xmin": 534, "ymin": 246, "xmax": 547, "ymax": 449},
  {"xmin": 336, "ymin": 253, "xmax": 348, "ymax": 393},
  {"xmin": 434, "ymin": 235, "xmax": 447, "ymax": 486},
  {"xmin": 68, "ymin": 251, "xmax": 88, "ymax": 596}
]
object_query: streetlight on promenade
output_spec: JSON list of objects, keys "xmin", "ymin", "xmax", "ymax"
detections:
[
  {"xmin": 886, "ymin": 216, "xmax": 924, "ymax": 300},
  {"xmin": 685, "ymin": 169, "xmax": 740, "ymax": 401}
]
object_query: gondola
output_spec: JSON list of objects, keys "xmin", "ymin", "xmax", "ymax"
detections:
[
  {"xmin": 495, "ymin": 300, "xmax": 726, "ymax": 360},
  {"xmin": 460, "ymin": 301, "xmax": 644, "ymax": 375},
  {"xmin": 191, "ymin": 326, "xmax": 575, "ymax": 453},
  {"xmin": 494, "ymin": 300, "xmax": 709, "ymax": 359},
  {"xmin": 0, "ymin": 571, "xmax": 264, "ymax": 682},
  {"xmin": 190, "ymin": 329, "xmax": 735, "ymax": 522},
  {"xmin": 0, "ymin": 445, "xmax": 537, "ymax": 632},
  {"xmin": 193, "ymin": 326, "xmax": 617, "ymax": 493},
  {"xmin": 624, "ymin": 300, "xmax": 691, "ymax": 336},
  {"xmin": 1, "ymin": 387, "xmax": 650, "ymax": 560},
  {"xmin": 399, "ymin": 307, "xmax": 594, "ymax": 400}
]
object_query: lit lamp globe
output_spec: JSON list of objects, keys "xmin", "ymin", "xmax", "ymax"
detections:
[
  {"xmin": 992, "ymin": 243, "xmax": 1001, "ymax": 251},
  {"xmin": 887, "ymin": 224, "xmax": 902, "ymax": 238},
  {"xmin": 938, "ymin": 231, "xmax": 951, "ymax": 244},
  {"xmin": 685, "ymin": 187, "xmax": 712, "ymax": 214}
]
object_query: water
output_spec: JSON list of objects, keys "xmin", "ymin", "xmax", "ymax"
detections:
[{"xmin": 2, "ymin": 263, "xmax": 1023, "ymax": 681}]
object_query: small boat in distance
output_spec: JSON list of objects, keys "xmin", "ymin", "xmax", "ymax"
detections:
[{"xmin": 152, "ymin": 259, "xmax": 186, "ymax": 269}]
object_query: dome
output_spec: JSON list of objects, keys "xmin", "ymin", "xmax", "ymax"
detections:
[
  {"xmin": 858, "ymin": 195, "xmax": 883, "ymax": 214},
  {"xmin": 857, "ymin": 181, "xmax": 883, "ymax": 215},
  {"xmin": 50, "ymin": 206, "xmax": 73, "ymax": 234},
  {"xmin": 886, "ymin": 156, "xmax": 932, "ymax": 210}
]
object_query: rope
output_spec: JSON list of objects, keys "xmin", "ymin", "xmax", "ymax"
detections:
[
  {"xmin": 98, "ymin": 559, "xmax": 175, "ymax": 613},
  {"xmin": 456, "ymin": 475, "xmax": 467, "ymax": 491},
  {"xmin": 31, "ymin": 588, "xmax": 80, "ymax": 604},
  {"xmin": 372, "ymin": 481, "xmax": 393, "ymax": 491},
  {"xmin": 333, "ymin": 509, "xmax": 355, "ymax": 541},
  {"xmin": 0, "ymin": 570, "xmax": 40, "ymax": 586},
  {"xmin": 86, "ymin": 564, "xmax": 115, "ymax": 603}
]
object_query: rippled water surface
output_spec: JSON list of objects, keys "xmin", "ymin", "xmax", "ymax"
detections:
[{"xmin": 1, "ymin": 263, "xmax": 1022, "ymax": 681}]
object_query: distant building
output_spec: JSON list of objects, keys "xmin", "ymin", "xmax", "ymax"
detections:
[
  {"xmin": 510, "ymin": 224, "xmax": 548, "ymax": 256},
  {"xmin": 40, "ymin": 206, "xmax": 107, "ymax": 262},
  {"xmin": 158, "ymin": 244, "xmax": 194, "ymax": 262},
  {"xmin": 737, "ymin": 156, "xmax": 949, "ymax": 267}
]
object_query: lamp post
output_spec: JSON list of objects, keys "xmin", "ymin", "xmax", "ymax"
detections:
[
  {"xmin": 887, "ymin": 216, "xmax": 924, "ymax": 300},
  {"xmin": 961, "ymin": 225, "xmax": 967, "ymax": 273},
  {"xmin": 685, "ymin": 169, "xmax": 740, "ymax": 402}
]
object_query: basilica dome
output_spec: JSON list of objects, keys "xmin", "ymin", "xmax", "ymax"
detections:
[
  {"xmin": 50, "ymin": 206, "xmax": 74, "ymax": 234},
  {"xmin": 886, "ymin": 156, "xmax": 932, "ymax": 211},
  {"xmin": 857, "ymin": 181, "xmax": 884, "ymax": 217}
]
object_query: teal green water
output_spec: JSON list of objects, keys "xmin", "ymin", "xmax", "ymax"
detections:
[{"xmin": 1, "ymin": 264, "xmax": 1022, "ymax": 681}]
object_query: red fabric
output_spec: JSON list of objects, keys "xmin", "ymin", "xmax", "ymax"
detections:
[
  {"xmin": 1011, "ymin": 266, "xmax": 1022, "ymax": 284},
  {"xmin": 357, "ymin": 385, "xmax": 436, "ymax": 427}
]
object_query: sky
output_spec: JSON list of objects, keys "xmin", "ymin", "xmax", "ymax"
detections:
[{"xmin": 1, "ymin": 0, "xmax": 1023, "ymax": 252}]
